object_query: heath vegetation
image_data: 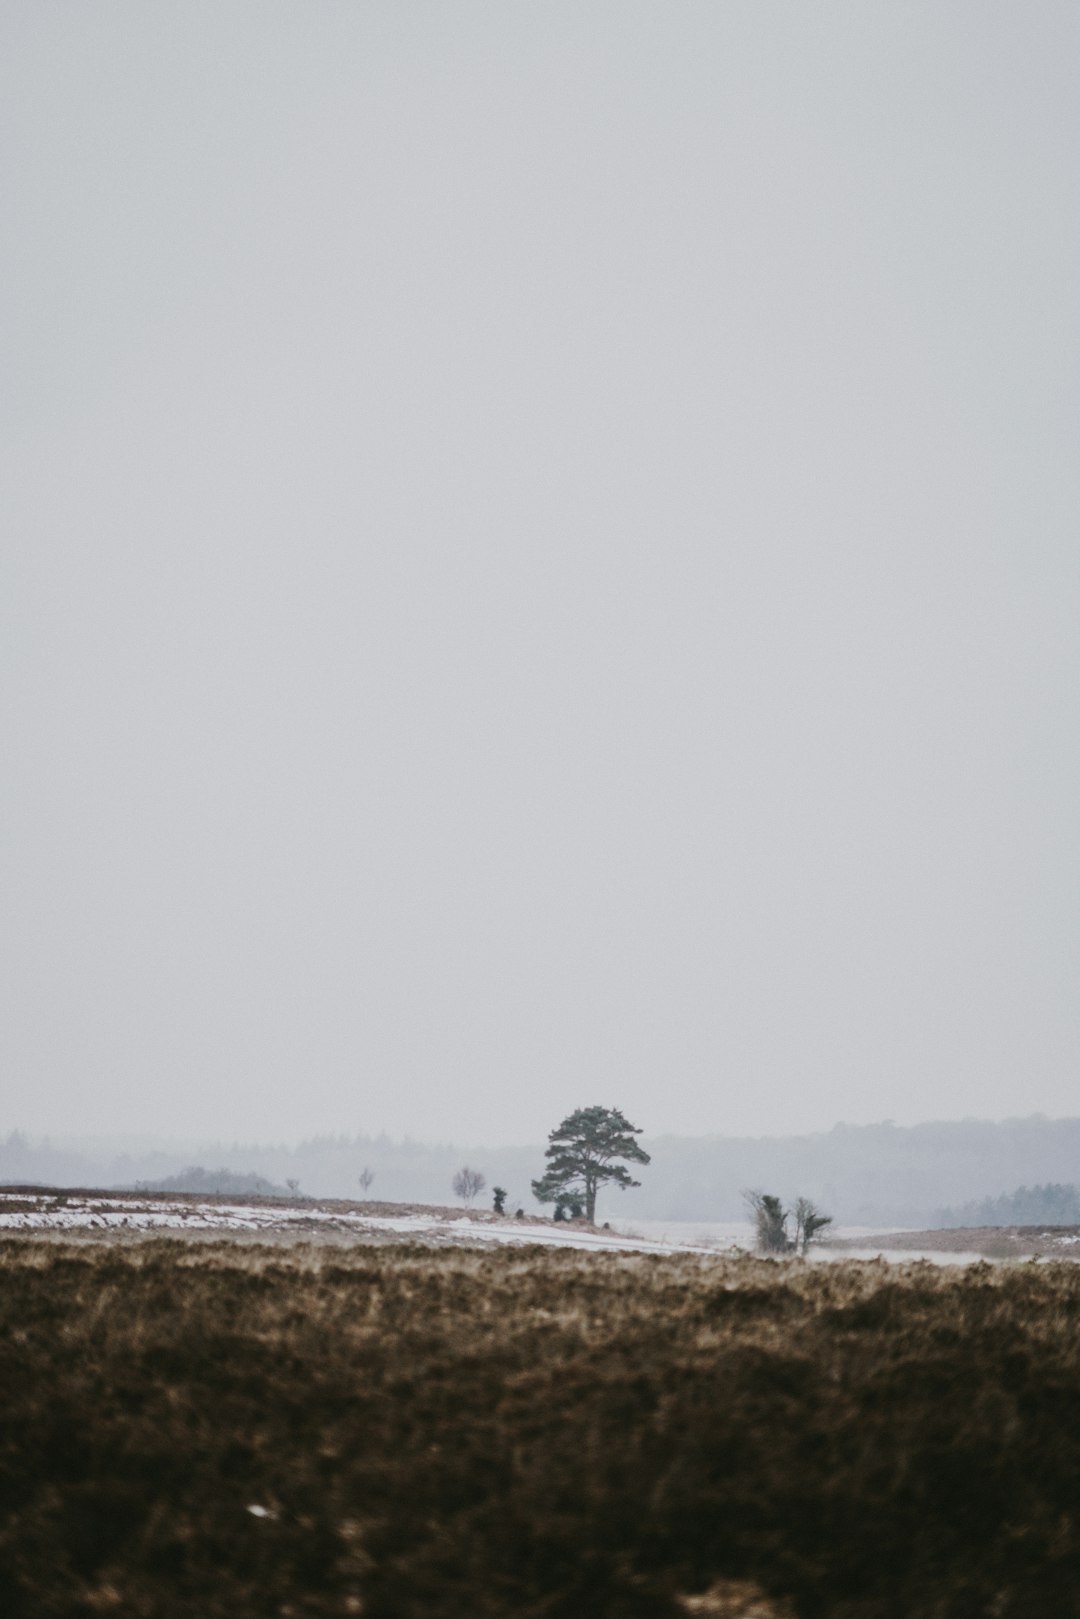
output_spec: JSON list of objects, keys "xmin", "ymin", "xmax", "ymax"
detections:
[{"xmin": 2, "ymin": 1240, "xmax": 1080, "ymax": 1617}]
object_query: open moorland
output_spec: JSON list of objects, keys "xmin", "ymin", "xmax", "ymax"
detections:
[
  {"xmin": 0, "ymin": 1189, "xmax": 723, "ymax": 1255},
  {"xmin": 8, "ymin": 1187, "xmax": 1080, "ymax": 1264},
  {"xmin": 828, "ymin": 1225, "xmax": 1080, "ymax": 1261},
  {"xmin": 3, "ymin": 1239, "xmax": 1080, "ymax": 1617}
]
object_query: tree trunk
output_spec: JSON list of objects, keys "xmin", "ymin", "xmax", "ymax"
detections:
[{"xmin": 585, "ymin": 1183, "xmax": 596, "ymax": 1224}]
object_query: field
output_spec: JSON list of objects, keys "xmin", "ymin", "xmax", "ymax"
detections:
[
  {"xmin": 3, "ymin": 1238, "xmax": 1080, "ymax": 1618},
  {"xmin": 0, "ymin": 1189, "xmax": 720, "ymax": 1255}
]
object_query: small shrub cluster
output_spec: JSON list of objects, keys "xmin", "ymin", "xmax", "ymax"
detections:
[
  {"xmin": 744, "ymin": 1190, "xmax": 832, "ymax": 1253},
  {"xmin": 1, "ymin": 1241, "xmax": 1080, "ymax": 1616}
]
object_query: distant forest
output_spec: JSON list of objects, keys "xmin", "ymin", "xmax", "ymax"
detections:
[
  {"xmin": 4, "ymin": 1115, "xmax": 1080, "ymax": 1228},
  {"xmin": 936, "ymin": 1182, "xmax": 1080, "ymax": 1228}
]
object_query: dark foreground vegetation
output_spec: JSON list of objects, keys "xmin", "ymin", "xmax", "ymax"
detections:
[{"xmin": 2, "ymin": 1242, "xmax": 1080, "ymax": 1617}]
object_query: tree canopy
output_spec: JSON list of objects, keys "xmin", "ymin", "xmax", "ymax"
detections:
[{"xmin": 531, "ymin": 1105, "xmax": 650, "ymax": 1223}]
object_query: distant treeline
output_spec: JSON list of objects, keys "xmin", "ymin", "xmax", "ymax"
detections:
[{"xmin": 936, "ymin": 1182, "xmax": 1080, "ymax": 1229}]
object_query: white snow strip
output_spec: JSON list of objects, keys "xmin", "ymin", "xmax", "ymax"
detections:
[
  {"xmin": 0, "ymin": 1194, "xmax": 717, "ymax": 1252},
  {"xmin": 1, "ymin": 1193, "xmax": 1068, "ymax": 1263}
]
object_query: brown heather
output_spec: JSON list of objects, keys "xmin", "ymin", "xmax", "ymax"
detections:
[{"xmin": 1, "ymin": 1239, "xmax": 1079, "ymax": 1618}]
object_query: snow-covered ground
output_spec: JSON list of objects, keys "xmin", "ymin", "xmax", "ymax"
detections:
[
  {"xmin": 0, "ymin": 1193, "xmax": 1070, "ymax": 1263},
  {"xmin": 607, "ymin": 1218, "xmax": 991, "ymax": 1265},
  {"xmin": 0, "ymin": 1192, "xmax": 721, "ymax": 1254}
]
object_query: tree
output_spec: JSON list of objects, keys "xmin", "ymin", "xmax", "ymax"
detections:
[
  {"xmin": 793, "ymin": 1196, "xmax": 832, "ymax": 1254},
  {"xmin": 744, "ymin": 1190, "xmax": 790, "ymax": 1252},
  {"xmin": 531, "ymin": 1105, "xmax": 650, "ymax": 1224},
  {"xmin": 492, "ymin": 1186, "xmax": 507, "ymax": 1215},
  {"xmin": 358, "ymin": 1167, "xmax": 376, "ymax": 1198},
  {"xmin": 452, "ymin": 1166, "xmax": 486, "ymax": 1205}
]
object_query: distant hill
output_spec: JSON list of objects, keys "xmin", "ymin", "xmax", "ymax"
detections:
[
  {"xmin": 620, "ymin": 1117, "xmax": 1080, "ymax": 1227},
  {"xmin": 132, "ymin": 1166, "xmax": 291, "ymax": 1198}
]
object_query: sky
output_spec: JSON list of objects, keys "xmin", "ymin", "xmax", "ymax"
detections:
[{"xmin": 3, "ymin": 2, "xmax": 1078, "ymax": 1148}]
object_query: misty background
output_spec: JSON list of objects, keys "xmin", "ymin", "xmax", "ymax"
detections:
[
  {"xmin": 3, "ymin": 5, "xmax": 1078, "ymax": 1155},
  {"xmin": 4, "ymin": 1117, "xmax": 1080, "ymax": 1230}
]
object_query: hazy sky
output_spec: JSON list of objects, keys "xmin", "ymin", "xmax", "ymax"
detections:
[{"xmin": 3, "ymin": 3, "xmax": 1078, "ymax": 1148}]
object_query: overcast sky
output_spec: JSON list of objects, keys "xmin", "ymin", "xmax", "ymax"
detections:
[{"xmin": 3, "ymin": 2, "xmax": 1078, "ymax": 1148}]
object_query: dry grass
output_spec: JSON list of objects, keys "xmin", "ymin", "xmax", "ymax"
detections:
[{"xmin": 2, "ymin": 1239, "xmax": 1079, "ymax": 1617}]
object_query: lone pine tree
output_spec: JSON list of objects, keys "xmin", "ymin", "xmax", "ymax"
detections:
[{"xmin": 531, "ymin": 1105, "xmax": 650, "ymax": 1224}]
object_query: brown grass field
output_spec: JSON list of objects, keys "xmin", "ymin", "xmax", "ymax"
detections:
[{"xmin": 2, "ymin": 1238, "xmax": 1079, "ymax": 1617}]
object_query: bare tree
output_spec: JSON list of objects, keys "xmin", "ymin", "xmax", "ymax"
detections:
[
  {"xmin": 285, "ymin": 1178, "xmax": 301, "ymax": 1198},
  {"xmin": 452, "ymin": 1166, "xmax": 486, "ymax": 1205},
  {"xmin": 358, "ymin": 1166, "xmax": 375, "ymax": 1199}
]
